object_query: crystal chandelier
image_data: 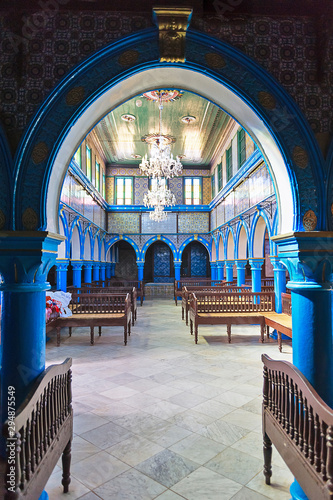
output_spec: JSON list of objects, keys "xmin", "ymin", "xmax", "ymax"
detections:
[
  {"xmin": 139, "ymin": 97, "xmax": 183, "ymax": 179},
  {"xmin": 143, "ymin": 179, "xmax": 176, "ymax": 209}
]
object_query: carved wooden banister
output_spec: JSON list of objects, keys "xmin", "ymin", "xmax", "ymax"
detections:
[
  {"xmin": 3, "ymin": 358, "xmax": 73, "ymax": 500},
  {"xmin": 262, "ymin": 354, "xmax": 333, "ymax": 499}
]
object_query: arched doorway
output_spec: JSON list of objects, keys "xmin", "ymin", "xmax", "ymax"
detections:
[
  {"xmin": 144, "ymin": 242, "xmax": 174, "ymax": 283},
  {"xmin": 114, "ymin": 241, "xmax": 138, "ymax": 280},
  {"xmin": 181, "ymin": 241, "xmax": 210, "ymax": 278}
]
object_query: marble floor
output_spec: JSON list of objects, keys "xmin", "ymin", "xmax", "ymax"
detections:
[{"xmin": 45, "ymin": 298, "xmax": 293, "ymax": 500}]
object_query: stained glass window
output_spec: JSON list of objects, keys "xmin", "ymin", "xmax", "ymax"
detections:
[
  {"xmin": 116, "ymin": 177, "xmax": 133, "ymax": 205},
  {"xmin": 184, "ymin": 177, "xmax": 202, "ymax": 205},
  {"xmin": 102, "ymin": 173, "xmax": 106, "ymax": 200},
  {"xmin": 74, "ymin": 147, "xmax": 81, "ymax": 168},
  {"xmin": 86, "ymin": 145, "xmax": 92, "ymax": 182},
  {"xmin": 95, "ymin": 162, "xmax": 100, "ymax": 191}
]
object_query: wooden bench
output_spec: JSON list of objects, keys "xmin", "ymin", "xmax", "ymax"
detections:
[
  {"xmin": 68, "ymin": 286, "xmax": 137, "ymax": 326},
  {"xmin": 50, "ymin": 292, "xmax": 131, "ymax": 346},
  {"xmin": 182, "ymin": 285, "xmax": 249, "ymax": 325},
  {"xmin": 2, "ymin": 358, "xmax": 73, "ymax": 499},
  {"xmin": 103, "ymin": 279, "xmax": 145, "ymax": 306},
  {"xmin": 189, "ymin": 291, "xmax": 274, "ymax": 344},
  {"xmin": 174, "ymin": 279, "xmax": 231, "ymax": 305},
  {"xmin": 264, "ymin": 292, "xmax": 292, "ymax": 352},
  {"xmin": 262, "ymin": 354, "xmax": 333, "ymax": 499}
]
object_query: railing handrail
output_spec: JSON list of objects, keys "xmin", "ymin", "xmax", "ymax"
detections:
[{"xmin": 3, "ymin": 357, "xmax": 72, "ymax": 436}]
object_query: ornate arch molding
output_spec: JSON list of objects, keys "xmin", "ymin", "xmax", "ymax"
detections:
[
  {"xmin": 13, "ymin": 28, "xmax": 324, "ymax": 233},
  {"xmin": 141, "ymin": 235, "xmax": 177, "ymax": 262},
  {"xmin": 0, "ymin": 123, "xmax": 13, "ymax": 230},
  {"xmin": 106, "ymin": 235, "xmax": 140, "ymax": 261},
  {"xmin": 178, "ymin": 235, "xmax": 210, "ymax": 261}
]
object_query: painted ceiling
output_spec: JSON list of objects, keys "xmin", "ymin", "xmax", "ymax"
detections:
[{"xmin": 90, "ymin": 90, "xmax": 232, "ymax": 169}]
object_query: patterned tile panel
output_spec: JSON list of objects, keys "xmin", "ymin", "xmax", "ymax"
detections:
[
  {"xmin": 234, "ymin": 179, "xmax": 250, "ymax": 216},
  {"xmin": 178, "ymin": 213, "xmax": 209, "ymax": 233},
  {"xmin": 108, "ymin": 212, "xmax": 140, "ymax": 234},
  {"xmin": 168, "ymin": 178, "xmax": 183, "ymax": 204},
  {"xmin": 134, "ymin": 177, "xmax": 149, "ymax": 205},
  {"xmin": 141, "ymin": 213, "xmax": 177, "ymax": 233},
  {"xmin": 106, "ymin": 176, "xmax": 114, "ymax": 204},
  {"xmin": 249, "ymin": 164, "xmax": 274, "ymax": 206},
  {"xmin": 202, "ymin": 177, "xmax": 211, "ymax": 204}
]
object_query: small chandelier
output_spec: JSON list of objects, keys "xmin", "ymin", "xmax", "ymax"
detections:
[
  {"xmin": 143, "ymin": 179, "xmax": 176, "ymax": 209},
  {"xmin": 139, "ymin": 97, "xmax": 183, "ymax": 179},
  {"xmin": 149, "ymin": 205, "xmax": 168, "ymax": 222}
]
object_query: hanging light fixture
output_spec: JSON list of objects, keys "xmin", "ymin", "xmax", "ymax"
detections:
[
  {"xmin": 139, "ymin": 95, "xmax": 183, "ymax": 179},
  {"xmin": 143, "ymin": 178, "xmax": 176, "ymax": 210}
]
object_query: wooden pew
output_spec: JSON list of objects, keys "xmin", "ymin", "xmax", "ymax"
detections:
[
  {"xmin": 182, "ymin": 285, "xmax": 249, "ymax": 325},
  {"xmin": 68, "ymin": 286, "xmax": 137, "ymax": 326},
  {"xmin": 174, "ymin": 279, "xmax": 231, "ymax": 305},
  {"xmin": 189, "ymin": 291, "xmax": 274, "ymax": 344},
  {"xmin": 103, "ymin": 279, "xmax": 145, "ymax": 306},
  {"xmin": 50, "ymin": 292, "xmax": 131, "ymax": 346},
  {"xmin": 262, "ymin": 354, "xmax": 333, "ymax": 500},
  {"xmin": 2, "ymin": 358, "xmax": 73, "ymax": 499}
]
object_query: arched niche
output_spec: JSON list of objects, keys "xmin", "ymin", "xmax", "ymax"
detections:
[
  {"xmin": 70, "ymin": 225, "xmax": 81, "ymax": 260},
  {"xmin": 180, "ymin": 241, "xmax": 210, "ymax": 278}
]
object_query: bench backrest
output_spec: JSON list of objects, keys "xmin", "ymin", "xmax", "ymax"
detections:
[
  {"xmin": 183, "ymin": 285, "xmax": 248, "ymax": 300},
  {"xmin": 262, "ymin": 354, "xmax": 333, "ymax": 500},
  {"xmin": 281, "ymin": 292, "xmax": 292, "ymax": 315},
  {"xmin": 190, "ymin": 291, "xmax": 275, "ymax": 313},
  {"xmin": 2, "ymin": 358, "xmax": 73, "ymax": 499},
  {"xmin": 70, "ymin": 292, "xmax": 130, "ymax": 314},
  {"xmin": 175, "ymin": 279, "xmax": 230, "ymax": 294}
]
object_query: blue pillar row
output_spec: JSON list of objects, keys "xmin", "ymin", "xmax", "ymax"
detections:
[
  {"xmin": 137, "ymin": 262, "xmax": 144, "ymax": 282},
  {"xmin": 249, "ymin": 258, "xmax": 264, "ymax": 293},
  {"xmin": 270, "ymin": 256, "xmax": 286, "ymax": 313},
  {"xmin": 92, "ymin": 262, "xmax": 100, "ymax": 282},
  {"xmin": 55, "ymin": 259, "xmax": 69, "ymax": 292},
  {"xmin": 106, "ymin": 263, "xmax": 112, "ymax": 279},
  {"xmin": 83, "ymin": 261, "xmax": 93, "ymax": 284},
  {"xmin": 216, "ymin": 261, "xmax": 224, "ymax": 280},
  {"xmin": 235, "ymin": 259, "xmax": 247, "ymax": 286},
  {"xmin": 0, "ymin": 232, "xmax": 62, "ymax": 459},
  {"xmin": 100, "ymin": 263, "xmax": 106, "ymax": 283},
  {"xmin": 273, "ymin": 232, "xmax": 333, "ymax": 500},
  {"xmin": 174, "ymin": 261, "xmax": 181, "ymax": 281},
  {"xmin": 210, "ymin": 261, "xmax": 217, "ymax": 280},
  {"xmin": 224, "ymin": 260, "xmax": 234, "ymax": 283},
  {"xmin": 72, "ymin": 261, "xmax": 83, "ymax": 288}
]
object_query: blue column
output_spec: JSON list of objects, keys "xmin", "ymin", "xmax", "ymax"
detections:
[
  {"xmin": 273, "ymin": 232, "xmax": 333, "ymax": 500},
  {"xmin": 106, "ymin": 263, "xmax": 112, "ymax": 279},
  {"xmin": 0, "ymin": 232, "xmax": 62, "ymax": 459},
  {"xmin": 83, "ymin": 261, "xmax": 93, "ymax": 284},
  {"xmin": 210, "ymin": 261, "xmax": 217, "ymax": 280},
  {"xmin": 137, "ymin": 261, "xmax": 144, "ymax": 282},
  {"xmin": 100, "ymin": 263, "xmax": 106, "ymax": 284},
  {"xmin": 235, "ymin": 259, "xmax": 247, "ymax": 286},
  {"xmin": 110, "ymin": 262, "xmax": 116, "ymax": 277},
  {"xmin": 270, "ymin": 256, "xmax": 286, "ymax": 313},
  {"xmin": 225, "ymin": 260, "xmax": 234, "ymax": 283},
  {"xmin": 55, "ymin": 259, "xmax": 69, "ymax": 292},
  {"xmin": 249, "ymin": 258, "xmax": 264, "ymax": 293},
  {"xmin": 72, "ymin": 261, "xmax": 83, "ymax": 288},
  {"xmin": 216, "ymin": 261, "xmax": 224, "ymax": 280},
  {"xmin": 174, "ymin": 261, "xmax": 181, "ymax": 281},
  {"xmin": 92, "ymin": 262, "xmax": 100, "ymax": 282}
]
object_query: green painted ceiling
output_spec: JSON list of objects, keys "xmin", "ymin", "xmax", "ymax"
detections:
[{"xmin": 91, "ymin": 90, "xmax": 231, "ymax": 168}]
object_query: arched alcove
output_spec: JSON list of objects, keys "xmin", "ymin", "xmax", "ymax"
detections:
[
  {"xmin": 115, "ymin": 241, "xmax": 138, "ymax": 280},
  {"xmin": 252, "ymin": 216, "xmax": 268, "ymax": 258},
  {"xmin": 218, "ymin": 236, "xmax": 224, "ymax": 260},
  {"xmin": 83, "ymin": 232, "xmax": 92, "ymax": 260},
  {"xmin": 144, "ymin": 241, "xmax": 174, "ymax": 283},
  {"xmin": 211, "ymin": 239, "xmax": 217, "ymax": 262},
  {"xmin": 180, "ymin": 241, "xmax": 210, "ymax": 278},
  {"xmin": 57, "ymin": 217, "xmax": 67, "ymax": 259},
  {"xmin": 70, "ymin": 225, "xmax": 81, "ymax": 260},
  {"xmin": 238, "ymin": 225, "xmax": 248, "ymax": 260},
  {"xmin": 227, "ymin": 231, "xmax": 235, "ymax": 260}
]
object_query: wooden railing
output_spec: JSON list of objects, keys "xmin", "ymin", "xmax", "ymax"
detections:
[
  {"xmin": 3, "ymin": 358, "xmax": 73, "ymax": 499},
  {"xmin": 262, "ymin": 354, "xmax": 333, "ymax": 500}
]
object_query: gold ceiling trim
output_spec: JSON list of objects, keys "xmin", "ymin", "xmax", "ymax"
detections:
[{"xmin": 152, "ymin": 7, "xmax": 193, "ymax": 63}]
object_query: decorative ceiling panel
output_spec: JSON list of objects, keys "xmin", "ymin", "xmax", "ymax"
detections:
[{"xmin": 90, "ymin": 90, "xmax": 231, "ymax": 168}]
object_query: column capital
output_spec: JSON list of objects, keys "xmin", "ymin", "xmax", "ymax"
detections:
[
  {"xmin": 55, "ymin": 259, "xmax": 69, "ymax": 271},
  {"xmin": 224, "ymin": 260, "xmax": 235, "ymax": 269},
  {"xmin": 249, "ymin": 258, "xmax": 264, "ymax": 269},
  {"xmin": 173, "ymin": 261, "xmax": 182, "ymax": 268},
  {"xmin": 0, "ymin": 231, "xmax": 63, "ymax": 285},
  {"xmin": 82, "ymin": 260, "xmax": 93, "ymax": 269},
  {"xmin": 235, "ymin": 259, "xmax": 247, "ymax": 269},
  {"xmin": 210, "ymin": 261, "xmax": 217, "ymax": 268},
  {"xmin": 92, "ymin": 261, "xmax": 101, "ymax": 268},
  {"xmin": 272, "ymin": 232, "xmax": 333, "ymax": 287},
  {"xmin": 71, "ymin": 260, "xmax": 83, "ymax": 271},
  {"xmin": 136, "ymin": 260, "xmax": 145, "ymax": 269},
  {"xmin": 270, "ymin": 256, "xmax": 286, "ymax": 271}
]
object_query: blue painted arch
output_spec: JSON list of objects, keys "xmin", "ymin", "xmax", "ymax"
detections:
[
  {"xmin": 11, "ymin": 27, "xmax": 325, "ymax": 234},
  {"xmin": 105, "ymin": 236, "xmax": 140, "ymax": 262},
  {"xmin": 69, "ymin": 219, "xmax": 84, "ymax": 260},
  {"xmin": 59, "ymin": 210, "xmax": 70, "ymax": 259},
  {"xmin": 249, "ymin": 211, "xmax": 273, "ymax": 259},
  {"xmin": 225, "ymin": 226, "xmax": 237, "ymax": 260},
  {"xmin": 235, "ymin": 220, "xmax": 250, "ymax": 260},
  {"xmin": 141, "ymin": 236, "xmax": 177, "ymax": 262},
  {"xmin": 178, "ymin": 236, "xmax": 211, "ymax": 262}
]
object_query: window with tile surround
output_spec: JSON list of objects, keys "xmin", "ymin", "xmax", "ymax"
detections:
[
  {"xmin": 102, "ymin": 173, "xmax": 106, "ymax": 200},
  {"xmin": 95, "ymin": 162, "xmax": 100, "ymax": 191},
  {"xmin": 184, "ymin": 177, "xmax": 202, "ymax": 205},
  {"xmin": 115, "ymin": 177, "xmax": 133, "ymax": 205},
  {"xmin": 226, "ymin": 146, "xmax": 233, "ymax": 182},
  {"xmin": 238, "ymin": 128, "xmax": 246, "ymax": 169},
  {"xmin": 217, "ymin": 161, "xmax": 223, "ymax": 191}
]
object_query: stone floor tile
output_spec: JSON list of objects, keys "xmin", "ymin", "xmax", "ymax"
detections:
[
  {"xmin": 93, "ymin": 468, "xmax": 166, "ymax": 499},
  {"xmin": 169, "ymin": 434, "xmax": 226, "ymax": 465},
  {"xmin": 106, "ymin": 434, "xmax": 164, "ymax": 466},
  {"xmin": 205, "ymin": 446, "xmax": 263, "ymax": 485},
  {"xmin": 71, "ymin": 451, "xmax": 130, "ymax": 489}
]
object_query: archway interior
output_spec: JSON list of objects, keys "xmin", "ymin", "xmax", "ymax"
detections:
[
  {"xmin": 181, "ymin": 241, "xmax": 210, "ymax": 278},
  {"xmin": 48, "ymin": 67, "xmax": 293, "ymax": 237},
  {"xmin": 144, "ymin": 242, "xmax": 174, "ymax": 283},
  {"xmin": 114, "ymin": 240, "xmax": 138, "ymax": 280}
]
